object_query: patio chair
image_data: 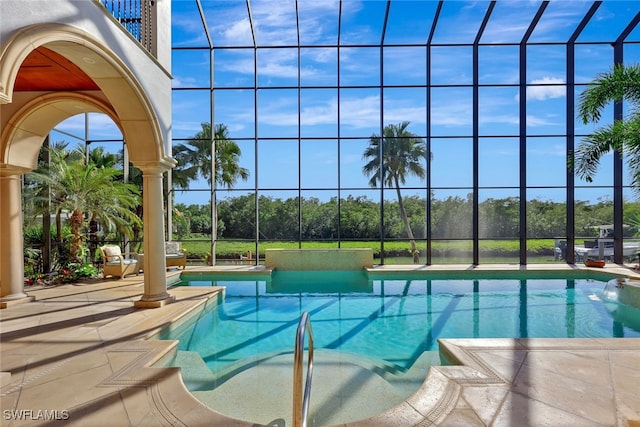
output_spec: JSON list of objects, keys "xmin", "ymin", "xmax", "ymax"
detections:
[
  {"xmin": 554, "ymin": 240, "xmax": 567, "ymax": 260},
  {"xmin": 239, "ymin": 251, "xmax": 253, "ymax": 264},
  {"xmin": 165, "ymin": 241, "xmax": 187, "ymax": 269},
  {"xmin": 100, "ymin": 245, "xmax": 139, "ymax": 279}
]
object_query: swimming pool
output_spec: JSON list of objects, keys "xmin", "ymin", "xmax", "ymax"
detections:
[{"xmin": 159, "ymin": 270, "xmax": 640, "ymax": 425}]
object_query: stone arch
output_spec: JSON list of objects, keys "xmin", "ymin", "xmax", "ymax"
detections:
[
  {"xmin": 0, "ymin": 23, "xmax": 174, "ymax": 307},
  {"xmin": 0, "ymin": 22, "xmax": 170, "ymax": 164},
  {"xmin": 1, "ymin": 92, "xmax": 120, "ymax": 171}
]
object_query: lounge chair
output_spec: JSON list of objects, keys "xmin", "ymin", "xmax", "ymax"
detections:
[
  {"xmin": 165, "ymin": 241, "xmax": 187, "ymax": 269},
  {"xmin": 554, "ymin": 240, "xmax": 567, "ymax": 260},
  {"xmin": 239, "ymin": 251, "xmax": 253, "ymax": 264},
  {"xmin": 100, "ymin": 244, "xmax": 139, "ymax": 279}
]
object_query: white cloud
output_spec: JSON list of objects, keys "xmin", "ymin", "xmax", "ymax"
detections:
[
  {"xmin": 258, "ymin": 94, "xmax": 426, "ymax": 130},
  {"xmin": 430, "ymin": 102, "xmax": 473, "ymax": 127},
  {"xmin": 525, "ymin": 114, "xmax": 558, "ymax": 127},
  {"xmin": 171, "ymin": 76, "xmax": 198, "ymax": 89},
  {"xmin": 328, "ymin": 96, "xmax": 376, "ymax": 128},
  {"xmin": 384, "ymin": 106, "xmax": 427, "ymax": 126},
  {"xmin": 529, "ymin": 143, "xmax": 566, "ymax": 157},
  {"xmin": 479, "ymin": 114, "xmax": 519, "ymax": 126},
  {"xmin": 520, "ymin": 77, "xmax": 566, "ymax": 101},
  {"xmin": 222, "ymin": 18, "xmax": 253, "ymax": 43},
  {"xmin": 171, "ymin": 9, "xmax": 211, "ymax": 48},
  {"xmin": 300, "ymin": 99, "xmax": 338, "ymax": 126},
  {"xmin": 172, "ymin": 120, "xmax": 203, "ymax": 134}
]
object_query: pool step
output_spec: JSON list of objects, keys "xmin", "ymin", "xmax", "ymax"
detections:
[
  {"xmin": 388, "ymin": 350, "xmax": 442, "ymax": 396},
  {"xmin": 172, "ymin": 350, "xmax": 218, "ymax": 391},
  {"xmin": 191, "ymin": 349, "xmax": 427, "ymax": 426},
  {"xmin": 328, "ymin": 349, "xmax": 441, "ymax": 394}
]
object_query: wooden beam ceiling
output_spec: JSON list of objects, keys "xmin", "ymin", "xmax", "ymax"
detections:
[{"xmin": 14, "ymin": 46, "xmax": 100, "ymax": 92}]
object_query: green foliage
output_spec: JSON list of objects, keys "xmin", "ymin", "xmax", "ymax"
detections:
[
  {"xmin": 176, "ymin": 193, "xmax": 638, "ymax": 262},
  {"xmin": 25, "ymin": 257, "xmax": 99, "ymax": 286},
  {"xmin": 173, "ymin": 123, "xmax": 249, "ymax": 189},
  {"xmin": 24, "ymin": 226, "xmax": 45, "ymax": 245},
  {"xmin": 527, "ymin": 239, "xmax": 556, "ymax": 255},
  {"xmin": 24, "ymin": 224, "xmax": 71, "ymax": 246},
  {"xmin": 26, "ymin": 143, "xmax": 142, "ymax": 263},
  {"xmin": 63, "ymin": 261, "xmax": 99, "ymax": 282},
  {"xmin": 23, "ymin": 247, "xmax": 42, "ymax": 277},
  {"xmin": 212, "ymin": 194, "xmax": 626, "ymax": 240},
  {"xmin": 172, "ymin": 206, "xmax": 191, "ymax": 239},
  {"xmin": 337, "ymin": 196, "xmax": 379, "ymax": 238},
  {"xmin": 190, "ymin": 214, "xmax": 212, "ymax": 235},
  {"xmin": 573, "ymin": 63, "xmax": 640, "ymax": 192},
  {"xmin": 22, "ymin": 142, "xmax": 145, "ymax": 284},
  {"xmin": 430, "ymin": 195, "xmax": 471, "ymax": 238}
]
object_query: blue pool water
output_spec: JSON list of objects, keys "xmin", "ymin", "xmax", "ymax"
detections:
[{"xmin": 166, "ymin": 270, "xmax": 640, "ymax": 374}]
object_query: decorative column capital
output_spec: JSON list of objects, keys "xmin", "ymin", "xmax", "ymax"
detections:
[
  {"xmin": 0, "ymin": 164, "xmax": 30, "ymax": 177},
  {"xmin": 135, "ymin": 157, "xmax": 177, "ymax": 176}
]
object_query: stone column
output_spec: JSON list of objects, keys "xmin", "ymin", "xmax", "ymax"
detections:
[
  {"xmin": 134, "ymin": 164, "xmax": 174, "ymax": 308},
  {"xmin": 0, "ymin": 167, "xmax": 35, "ymax": 308}
]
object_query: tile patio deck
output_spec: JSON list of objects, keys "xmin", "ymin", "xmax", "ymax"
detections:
[{"xmin": 1, "ymin": 265, "xmax": 639, "ymax": 426}]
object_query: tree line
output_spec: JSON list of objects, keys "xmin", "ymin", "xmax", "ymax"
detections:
[{"xmin": 173, "ymin": 194, "xmax": 639, "ymax": 241}]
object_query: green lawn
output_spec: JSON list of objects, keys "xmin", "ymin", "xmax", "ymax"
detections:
[{"xmin": 180, "ymin": 238, "xmax": 561, "ymax": 264}]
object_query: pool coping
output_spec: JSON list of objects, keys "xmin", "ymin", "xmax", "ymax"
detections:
[
  {"xmin": 1, "ymin": 264, "xmax": 639, "ymax": 426},
  {"xmin": 177, "ymin": 262, "xmax": 633, "ymax": 283}
]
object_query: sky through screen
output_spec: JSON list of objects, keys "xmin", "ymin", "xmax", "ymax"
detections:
[{"xmin": 51, "ymin": 0, "xmax": 640, "ymax": 207}]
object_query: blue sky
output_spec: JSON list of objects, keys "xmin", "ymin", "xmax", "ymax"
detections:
[{"xmin": 50, "ymin": 0, "xmax": 640, "ymax": 206}]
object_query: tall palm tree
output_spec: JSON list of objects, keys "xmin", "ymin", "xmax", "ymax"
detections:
[
  {"xmin": 173, "ymin": 123, "xmax": 249, "ymax": 189},
  {"xmin": 363, "ymin": 121, "xmax": 429, "ymax": 263},
  {"xmin": 27, "ymin": 142, "xmax": 82, "ymax": 243},
  {"xmin": 173, "ymin": 122, "xmax": 249, "ymax": 263},
  {"xmin": 573, "ymin": 63, "xmax": 640, "ymax": 190},
  {"xmin": 78, "ymin": 144, "xmax": 132, "ymax": 253}
]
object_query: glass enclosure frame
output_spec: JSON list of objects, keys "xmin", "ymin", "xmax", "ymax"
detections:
[{"xmin": 166, "ymin": 1, "xmax": 640, "ymax": 266}]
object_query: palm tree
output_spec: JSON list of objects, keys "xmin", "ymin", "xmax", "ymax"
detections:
[
  {"xmin": 27, "ymin": 142, "xmax": 82, "ymax": 244},
  {"xmin": 173, "ymin": 123, "xmax": 249, "ymax": 189},
  {"xmin": 573, "ymin": 63, "xmax": 640, "ymax": 190},
  {"xmin": 78, "ymin": 144, "xmax": 135, "ymax": 254},
  {"xmin": 29, "ymin": 146, "xmax": 141, "ymax": 263},
  {"xmin": 81, "ymin": 145, "xmax": 120, "ymax": 169},
  {"xmin": 363, "ymin": 121, "xmax": 429, "ymax": 263},
  {"xmin": 173, "ymin": 122, "xmax": 249, "ymax": 263}
]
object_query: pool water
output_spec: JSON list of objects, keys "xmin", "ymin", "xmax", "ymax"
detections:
[
  {"xmin": 171, "ymin": 271, "xmax": 639, "ymax": 371},
  {"xmin": 161, "ymin": 270, "xmax": 640, "ymax": 425}
]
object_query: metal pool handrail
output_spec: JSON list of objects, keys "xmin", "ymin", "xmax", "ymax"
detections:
[{"xmin": 293, "ymin": 311, "xmax": 314, "ymax": 427}]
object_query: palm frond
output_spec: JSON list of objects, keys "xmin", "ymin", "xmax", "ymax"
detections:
[
  {"xmin": 574, "ymin": 63, "xmax": 640, "ymax": 195},
  {"xmin": 578, "ymin": 64, "xmax": 640, "ymax": 124}
]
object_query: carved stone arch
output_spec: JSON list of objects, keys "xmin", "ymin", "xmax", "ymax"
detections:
[
  {"xmin": 0, "ymin": 22, "xmax": 170, "ymax": 165},
  {"xmin": 0, "ymin": 22, "xmax": 174, "ymax": 308},
  {"xmin": 1, "ymin": 92, "xmax": 120, "ymax": 171}
]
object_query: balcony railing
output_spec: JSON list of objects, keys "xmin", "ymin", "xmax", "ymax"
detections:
[{"xmin": 101, "ymin": 0, "xmax": 154, "ymax": 54}]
